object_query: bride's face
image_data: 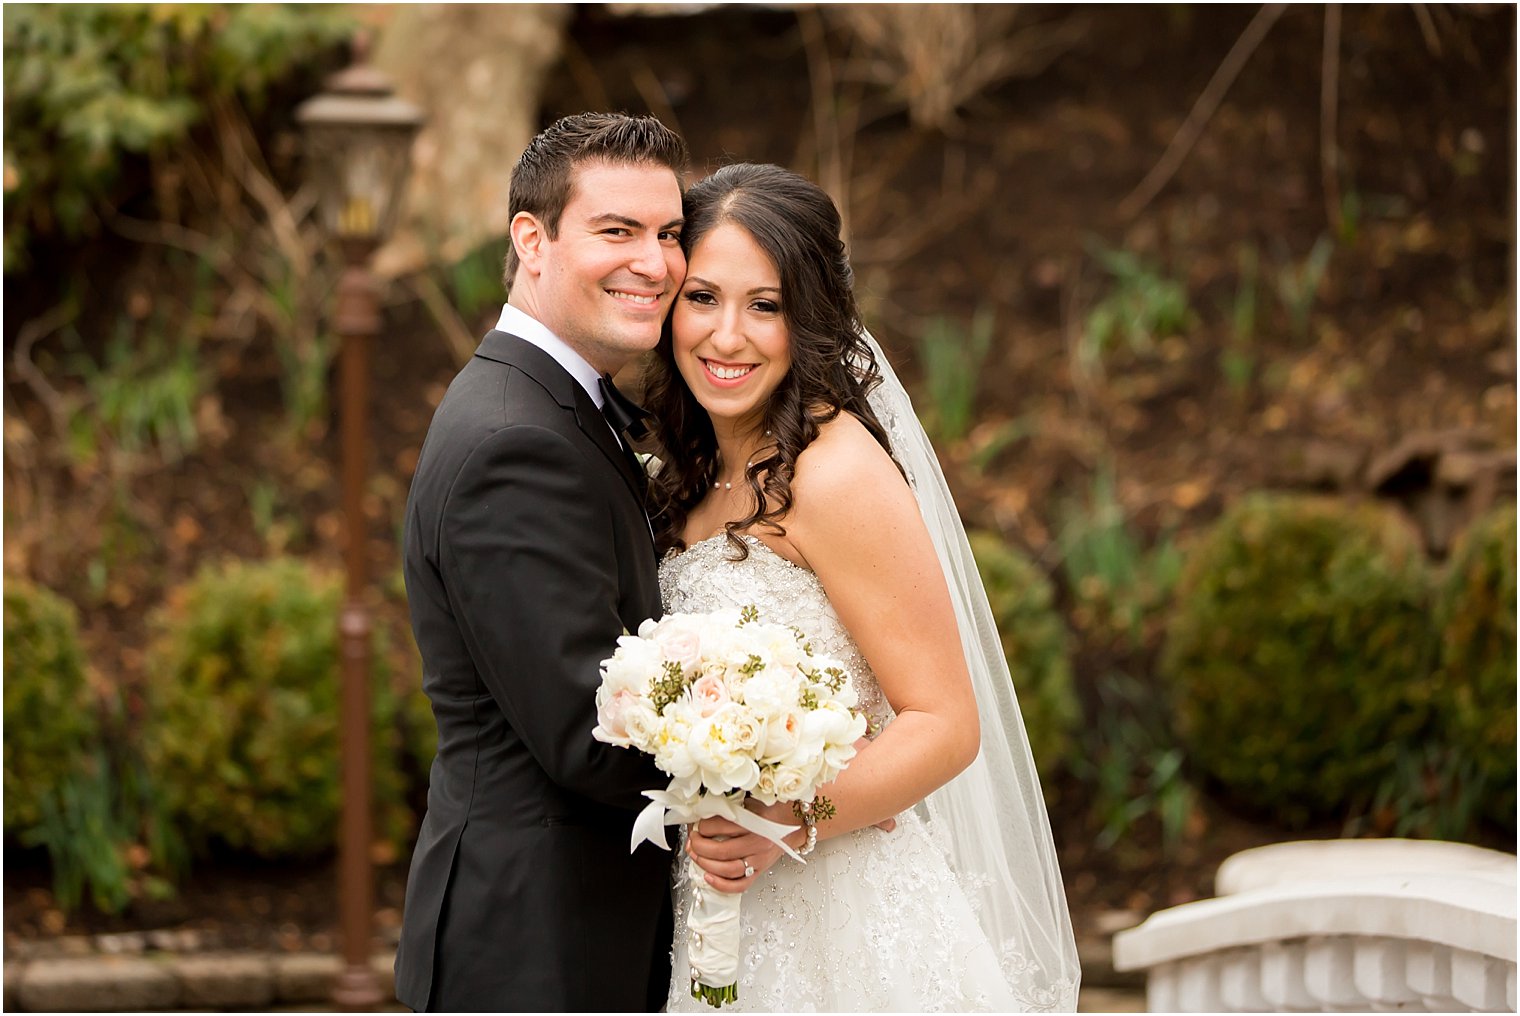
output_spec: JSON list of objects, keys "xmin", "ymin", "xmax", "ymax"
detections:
[{"xmin": 671, "ymin": 221, "xmax": 792, "ymax": 435}]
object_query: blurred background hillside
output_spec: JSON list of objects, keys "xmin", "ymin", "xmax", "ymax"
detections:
[{"xmin": 3, "ymin": 2, "xmax": 1515, "ymax": 968}]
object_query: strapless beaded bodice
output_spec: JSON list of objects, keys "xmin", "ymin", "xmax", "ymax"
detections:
[{"xmin": 659, "ymin": 533, "xmax": 894, "ymax": 736}]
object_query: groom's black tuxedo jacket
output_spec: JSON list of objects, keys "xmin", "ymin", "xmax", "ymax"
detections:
[{"xmin": 395, "ymin": 330, "xmax": 672, "ymax": 1012}]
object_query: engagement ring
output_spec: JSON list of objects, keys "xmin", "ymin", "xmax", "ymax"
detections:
[{"xmin": 742, "ymin": 859, "xmax": 755, "ymax": 878}]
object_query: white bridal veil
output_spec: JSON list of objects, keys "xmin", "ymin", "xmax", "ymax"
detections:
[{"xmin": 860, "ymin": 330, "xmax": 1081, "ymax": 1011}]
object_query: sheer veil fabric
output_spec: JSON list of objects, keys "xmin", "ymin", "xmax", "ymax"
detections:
[{"xmin": 860, "ymin": 329, "xmax": 1080, "ymax": 1011}]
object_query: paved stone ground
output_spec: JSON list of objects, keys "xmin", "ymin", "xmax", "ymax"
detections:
[{"xmin": 3, "ymin": 938, "xmax": 1144, "ymax": 1012}]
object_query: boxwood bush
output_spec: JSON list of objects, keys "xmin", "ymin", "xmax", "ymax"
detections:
[
  {"xmin": 1433, "ymin": 503, "xmax": 1516, "ymax": 830},
  {"xmin": 1161, "ymin": 495, "xmax": 1437, "ymax": 826},
  {"xmin": 143, "ymin": 557, "xmax": 412, "ymax": 858},
  {"xmin": 969, "ymin": 531, "xmax": 1080, "ymax": 779},
  {"xmin": 3, "ymin": 579, "xmax": 98, "ymax": 833}
]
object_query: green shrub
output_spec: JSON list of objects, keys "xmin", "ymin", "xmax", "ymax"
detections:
[
  {"xmin": 1433, "ymin": 503, "xmax": 1517, "ymax": 830},
  {"xmin": 143, "ymin": 558, "xmax": 411, "ymax": 858},
  {"xmin": 969, "ymin": 532, "xmax": 1080, "ymax": 778},
  {"xmin": 3, "ymin": 579, "xmax": 98, "ymax": 833},
  {"xmin": 3, "ymin": 5, "xmax": 353, "ymax": 270},
  {"xmin": 1161, "ymin": 495, "xmax": 1436, "ymax": 826},
  {"xmin": 4, "ymin": 580, "xmax": 181, "ymax": 912}
]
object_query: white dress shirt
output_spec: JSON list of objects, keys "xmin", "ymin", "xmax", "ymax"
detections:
[{"xmin": 495, "ymin": 303, "xmax": 606, "ymax": 410}]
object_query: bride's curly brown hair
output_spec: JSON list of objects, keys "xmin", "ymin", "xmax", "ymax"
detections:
[{"xmin": 643, "ymin": 163, "xmax": 899, "ymax": 557}]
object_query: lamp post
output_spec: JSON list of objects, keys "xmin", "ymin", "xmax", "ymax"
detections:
[{"xmin": 297, "ymin": 46, "xmax": 422, "ymax": 1012}]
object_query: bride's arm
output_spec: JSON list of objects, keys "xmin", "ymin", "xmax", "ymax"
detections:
[{"xmin": 687, "ymin": 415, "xmax": 980, "ymax": 888}]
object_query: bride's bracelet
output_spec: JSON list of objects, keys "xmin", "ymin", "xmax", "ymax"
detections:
[{"xmin": 794, "ymin": 803, "xmax": 819, "ymax": 858}]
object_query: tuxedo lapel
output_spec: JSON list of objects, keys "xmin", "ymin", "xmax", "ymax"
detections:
[{"xmin": 475, "ymin": 330, "xmax": 647, "ymax": 508}]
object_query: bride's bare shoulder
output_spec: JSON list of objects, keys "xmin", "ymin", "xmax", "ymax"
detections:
[{"xmin": 789, "ymin": 413, "xmax": 911, "ymax": 529}]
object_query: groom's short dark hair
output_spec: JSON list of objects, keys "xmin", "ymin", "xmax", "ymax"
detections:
[{"xmin": 502, "ymin": 112, "xmax": 688, "ymax": 292}]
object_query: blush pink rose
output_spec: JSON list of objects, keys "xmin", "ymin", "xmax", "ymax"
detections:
[
  {"xmin": 596, "ymin": 689, "xmax": 639, "ymax": 745},
  {"xmin": 690, "ymin": 673, "xmax": 731, "ymax": 718},
  {"xmin": 660, "ymin": 629, "xmax": 702, "ymax": 673}
]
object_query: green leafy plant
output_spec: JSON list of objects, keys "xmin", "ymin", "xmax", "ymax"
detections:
[
  {"xmin": 1079, "ymin": 242, "xmax": 1191, "ymax": 379},
  {"xmin": 1274, "ymin": 234, "xmax": 1334, "ymax": 341},
  {"xmin": 1220, "ymin": 244, "xmax": 1258, "ymax": 395},
  {"xmin": 1362, "ymin": 742, "xmax": 1487, "ymax": 842},
  {"xmin": 915, "ymin": 307, "xmax": 995, "ymax": 444},
  {"xmin": 1431, "ymin": 503, "xmax": 1516, "ymax": 830},
  {"xmin": 143, "ymin": 557, "xmax": 412, "ymax": 858},
  {"xmin": 1161, "ymin": 494, "xmax": 1437, "ymax": 827},
  {"xmin": 266, "ymin": 257, "xmax": 339, "ymax": 439},
  {"xmin": 448, "ymin": 236, "xmax": 512, "ymax": 323},
  {"xmin": 968, "ymin": 532, "xmax": 1080, "ymax": 779},
  {"xmin": 22, "ymin": 745, "xmax": 184, "ymax": 914},
  {"xmin": 1055, "ymin": 464, "xmax": 1183, "ymax": 651},
  {"xmin": 64, "ymin": 317, "xmax": 206, "ymax": 467},
  {"xmin": 1070, "ymin": 671, "xmax": 1195, "ymax": 854},
  {"xmin": 3, "ymin": 4, "xmax": 354, "ymax": 270}
]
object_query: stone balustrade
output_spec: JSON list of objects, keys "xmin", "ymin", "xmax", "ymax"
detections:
[{"xmin": 1112, "ymin": 839, "xmax": 1517, "ymax": 1012}]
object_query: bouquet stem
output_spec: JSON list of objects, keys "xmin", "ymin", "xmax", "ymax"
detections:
[
  {"xmin": 692, "ymin": 982, "xmax": 739, "ymax": 1007},
  {"xmin": 685, "ymin": 857, "xmax": 742, "ymax": 1008}
]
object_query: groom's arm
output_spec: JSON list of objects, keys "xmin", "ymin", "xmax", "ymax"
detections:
[{"xmin": 439, "ymin": 422, "xmax": 662, "ymax": 809}]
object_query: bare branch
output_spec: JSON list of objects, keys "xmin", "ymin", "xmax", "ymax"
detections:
[
  {"xmin": 1321, "ymin": 4, "xmax": 1344, "ymax": 234},
  {"xmin": 797, "ymin": 6, "xmax": 853, "ymax": 235},
  {"xmin": 1410, "ymin": 3, "xmax": 1443, "ymax": 57},
  {"xmin": 629, "ymin": 60, "xmax": 686, "ymax": 145},
  {"xmin": 407, "ymin": 271, "xmax": 481, "ymax": 367},
  {"xmin": 10, "ymin": 303, "xmax": 79, "ymax": 438},
  {"xmin": 1119, "ymin": 4, "xmax": 1289, "ymax": 220}
]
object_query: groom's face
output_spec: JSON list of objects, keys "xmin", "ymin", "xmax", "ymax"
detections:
[{"xmin": 522, "ymin": 160, "xmax": 686, "ymax": 375}]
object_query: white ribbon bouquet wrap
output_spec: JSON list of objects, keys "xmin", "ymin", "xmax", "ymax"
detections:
[{"xmin": 592, "ymin": 605, "xmax": 866, "ymax": 1008}]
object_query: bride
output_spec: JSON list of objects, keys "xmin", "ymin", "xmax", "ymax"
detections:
[{"xmin": 642, "ymin": 163, "xmax": 1079, "ymax": 1012}]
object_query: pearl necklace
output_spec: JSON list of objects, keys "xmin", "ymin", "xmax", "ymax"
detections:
[
  {"xmin": 713, "ymin": 461, "xmax": 752, "ymax": 491},
  {"xmin": 712, "ymin": 432, "xmax": 771, "ymax": 491}
]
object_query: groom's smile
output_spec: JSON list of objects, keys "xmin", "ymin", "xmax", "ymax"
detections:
[{"xmin": 514, "ymin": 160, "xmax": 686, "ymax": 375}]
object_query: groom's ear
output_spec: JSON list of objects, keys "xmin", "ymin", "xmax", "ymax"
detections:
[{"xmin": 509, "ymin": 211, "xmax": 547, "ymax": 278}]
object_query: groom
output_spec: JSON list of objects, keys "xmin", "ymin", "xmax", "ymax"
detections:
[{"xmin": 395, "ymin": 113, "xmax": 688, "ymax": 1011}]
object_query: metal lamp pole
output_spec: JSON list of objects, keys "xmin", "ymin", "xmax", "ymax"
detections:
[{"xmin": 296, "ymin": 47, "xmax": 423, "ymax": 1013}]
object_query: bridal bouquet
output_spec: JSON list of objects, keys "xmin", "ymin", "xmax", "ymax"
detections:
[{"xmin": 592, "ymin": 605, "xmax": 866, "ymax": 1008}]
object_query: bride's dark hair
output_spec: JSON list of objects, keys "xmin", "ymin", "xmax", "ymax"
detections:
[{"xmin": 644, "ymin": 163, "xmax": 898, "ymax": 557}]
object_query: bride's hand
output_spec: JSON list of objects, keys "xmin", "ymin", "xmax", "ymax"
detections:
[{"xmin": 685, "ymin": 798, "xmax": 795, "ymax": 893}]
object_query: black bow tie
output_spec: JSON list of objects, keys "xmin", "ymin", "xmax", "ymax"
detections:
[{"xmin": 597, "ymin": 374, "xmax": 652, "ymax": 440}]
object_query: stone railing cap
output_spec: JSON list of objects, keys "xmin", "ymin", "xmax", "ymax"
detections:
[{"xmin": 1113, "ymin": 871, "xmax": 1518, "ymax": 971}]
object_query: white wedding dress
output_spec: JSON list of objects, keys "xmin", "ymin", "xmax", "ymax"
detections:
[{"xmin": 659, "ymin": 533, "xmax": 1041, "ymax": 1013}]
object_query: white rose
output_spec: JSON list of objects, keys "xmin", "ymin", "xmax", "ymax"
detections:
[
  {"xmin": 622, "ymin": 698, "xmax": 662, "ymax": 749},
  {"xmin": 708, "ymin": 755, "xmax": 760, "ymax": 795},
  {"xmin": 602, "ymin": 637, "xmax": 662, "ymax": 694},
  {"xmin": 739, "ymin": 670, "xmax": 793, "ymax": 718},
  {"xmin": 808, "ymin": 701, "xmax": 858, "ymax": 745},
  {"xmin": 652, "ymin": 704, "xmax": 698, "ymax": 779},
  {"xmin": 750, "ymin": 766, "xmax": 779, "ymax": 804},
  {"xmin": 729, "ymin": 709, "xmax": 764, "ymax": 755},
  {"xmin": 688, "ymin": 708, "xmax": 762, "ymax": 794},
  {"xmin": 759, "ymin": 709, "xmax": 801, "ymax": 763},
  {"xmin": 791, "ymin": 708, "xmax": 833, "ymax": 758},
  {"xmin": 762, "ymin": 629, "xmax": 804, "ymax": 668},
  {"xmin": 771, "ymin": 764, "xmax": 808, "ymax": 801}
]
